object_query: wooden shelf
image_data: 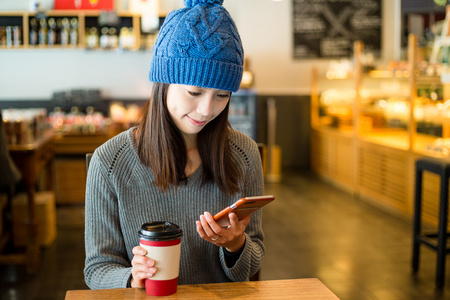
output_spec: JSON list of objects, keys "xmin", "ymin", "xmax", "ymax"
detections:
[
  {"xmin": 0, "ymin": 9, "xmax": 150, "ymax": 17},
  {"xmin": 0, "ymin": 9, "xmax": 153, "ymax": 51}
]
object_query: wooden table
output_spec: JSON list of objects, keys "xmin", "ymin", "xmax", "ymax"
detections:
[
  {"xmin": 65, "ymin": 278, "xmax": 340, "ymax": 299},
  {"xmin": 0, "ymin": 132, "xmax": 54, "ymax": 273}
]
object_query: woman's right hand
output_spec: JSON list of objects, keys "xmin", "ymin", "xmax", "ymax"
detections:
[{"xmin": 130, "ymin": 246, "xmax": 157, "ymax": 288}]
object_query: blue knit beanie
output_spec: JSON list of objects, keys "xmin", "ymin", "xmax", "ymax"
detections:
[{"xmin": 149, "ymin": 0, "xmax": 244, "ymax": 92}]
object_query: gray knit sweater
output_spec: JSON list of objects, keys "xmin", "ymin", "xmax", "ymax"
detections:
[{"xmin": 84, "ymin": 127, "xmax": 264, "ymax": 289}]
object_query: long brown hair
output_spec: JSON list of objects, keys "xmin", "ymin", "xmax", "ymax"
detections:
[{"xmin": 135, "ymin": 82, "xmax": 241, "ymax": 195}]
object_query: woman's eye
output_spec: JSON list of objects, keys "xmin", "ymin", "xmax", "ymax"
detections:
[
  {"xmin": 217, "ymin": 94, "xmax": 230, "ymax": 99},
  {"xmin": 188, "ymin": 91, "xmax": 201, "ymax": 96}
]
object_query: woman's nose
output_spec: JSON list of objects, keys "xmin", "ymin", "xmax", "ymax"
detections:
[{"xmin": 196, "ymin": 96, "xmax": 213, "ymax": 117}]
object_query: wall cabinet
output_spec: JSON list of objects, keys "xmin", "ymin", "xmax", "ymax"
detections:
[{"xmin": 311, "ymin": 35, "xmax": 450, "ymax": 227}]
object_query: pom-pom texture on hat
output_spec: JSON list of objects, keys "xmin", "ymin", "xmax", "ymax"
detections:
[
  {"xmin": 184, "ymin": 0, "xmax": 224, "ymax": 8},
  {"xmin": 149, "ymin": 0, "xmax": 243, "ymax": 92}
]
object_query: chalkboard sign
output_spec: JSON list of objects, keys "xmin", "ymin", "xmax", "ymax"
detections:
[{"xmin": 293, "ymin": 0, "xmax": 382, "ymax": 59}]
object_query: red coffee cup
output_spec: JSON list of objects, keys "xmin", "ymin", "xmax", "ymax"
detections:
[{"xmin": 138, "ymin": 221, "xmax": 183, "ymax": 296}]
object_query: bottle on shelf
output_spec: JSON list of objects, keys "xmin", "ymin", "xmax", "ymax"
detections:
[
  {"xmin": 0, "ymin": 27, "xmax": 6, "ymax": 47},
  {"xmin": 55, "ymin": 18, "xmax": 63, "ymax": 45},
  {"xmin": 86, "ymin": 27, "xmax": 99, "ymax": 49},
  {"xmin": 47, "ymin": 18, "xmax": 56, "ymax": 46},
  {"xmin": 38, "ymin": 18, "xmax": 47, "ymax": 45},
  {"xmin": 119, "ymin": 27, "xmax": 129, "ymax": 50},
  {"xmin": 12, "ymin": 26, "xmax": 21, "ymax": 47},
  {"xmin": 108, "ymin": 27, "xmax": 118, "ymax": 49},
  {"xmin": 60, "ymin": 18, "xmax": 70, "ymax": 46},
  {"xmin": 70, "ymin": 18, "xmax": 78, "ymax": 46},
  {"xmin": 5, "ymin": 26, "xmax": 12, "ymax": 48},
  {"xmin": 99, "ymin": 27, "xmax": 109, "ymax": 49},
  {"xmin": 29, "ymin": 18, "xmax": 38, "ymax": 46}
]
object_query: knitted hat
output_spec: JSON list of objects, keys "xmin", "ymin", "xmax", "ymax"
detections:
[{"xmin": 149, "ymin": 0, "xmax": 244, "ymax": 92}]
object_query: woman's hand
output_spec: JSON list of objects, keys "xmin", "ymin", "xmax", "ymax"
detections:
[
  {"xmin": 196, "ymin": 212, "xmax": 250, "ymax": 253},
  {"xmin": 130, "ymin": 246, "xmax": 157, "ymax": 288}
]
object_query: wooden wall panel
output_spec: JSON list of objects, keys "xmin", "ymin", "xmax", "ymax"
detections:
[
  {"xmin": 311, "ymin": 129, "xmax": 354, "ymax": 191},
  {"xmin": 357, "ymin": 143, "xmax": 410, "ymax": 214}
]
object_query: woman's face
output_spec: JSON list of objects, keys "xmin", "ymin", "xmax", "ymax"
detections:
[{"xmin": 166, "ymin": 84, "xmax": 231, "ymax": 138}]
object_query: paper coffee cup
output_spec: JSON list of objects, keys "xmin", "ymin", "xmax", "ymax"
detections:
[{"xmin": 138, "ymin": 221, "xmax": 183, "ymax": 296}]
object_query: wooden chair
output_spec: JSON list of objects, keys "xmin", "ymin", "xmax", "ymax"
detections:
[{"xmin": 86, "ymin": 153, "xmax": 93, "ymax": 172}]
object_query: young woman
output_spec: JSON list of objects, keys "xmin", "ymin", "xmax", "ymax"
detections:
[{"xmin": 84, "ymin": 0, "xmax": 264, "ymax": 290}]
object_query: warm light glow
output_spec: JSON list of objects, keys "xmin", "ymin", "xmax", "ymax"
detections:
[{"xmin": 369, "ymin": 70, "xmax": 392, "ymax": 78}]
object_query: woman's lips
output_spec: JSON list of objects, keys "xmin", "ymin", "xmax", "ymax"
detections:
[{"xmin": 187, "ymin": 115, "xmax": 207, "ymax": 127}]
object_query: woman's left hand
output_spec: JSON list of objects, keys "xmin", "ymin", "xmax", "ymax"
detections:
[{"xmin": 196, "ymin": 212, "xmax": 250, "ymax": 253}]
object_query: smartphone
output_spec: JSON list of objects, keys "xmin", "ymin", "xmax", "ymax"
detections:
[{"xmin": 213, "ymin": 195, "xmax": 275, "ymax": 227}]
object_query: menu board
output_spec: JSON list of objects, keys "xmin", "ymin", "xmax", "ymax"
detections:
[{"xmin": 293, "ymin": 0, "xmax": 382, "ymax": 59}]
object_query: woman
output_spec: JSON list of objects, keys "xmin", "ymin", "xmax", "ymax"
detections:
[{"xmin": 84, "ymin": 0, "xmax": 264, "ymax": 290}]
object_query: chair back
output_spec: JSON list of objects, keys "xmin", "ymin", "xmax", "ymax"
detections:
[{"xmin": 86, "ymin": 153, "xmax": 93, "ymax": 173}]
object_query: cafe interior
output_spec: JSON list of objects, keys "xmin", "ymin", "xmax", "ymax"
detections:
[{"xmin": 2, "ymin": 0, "xmax": 450, "ymax": 299}]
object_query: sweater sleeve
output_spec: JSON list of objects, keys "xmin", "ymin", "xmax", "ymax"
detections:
[
  {"xmin": 219, "ymin": 137, "xmax": 265, "ymax": 281},
  {"xmin": 84, "ymin": 151, "xmax": 132, "ymax": 289}
]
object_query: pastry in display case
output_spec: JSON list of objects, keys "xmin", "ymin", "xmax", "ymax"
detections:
[
  {"xmin": 425, "ymin": 138, "xmax": 450, "ymax": 157},
  {"xmin": 319, "ymin": 88, "xmax": 355, "ymax": 129},
  {"xmin": 48, "ymin": 106, "xmax": 110, "ymax": 136},
  {"xmin": 2, "ymin": 108, "xmax": 49, "ymax": 145},
  {"xmin": 315, "ymin": 51, "xmax": 448, "ymax": 141},
  {"xmin": 414, "ymin": 96, "xmax": 444, "ymax": 137}
]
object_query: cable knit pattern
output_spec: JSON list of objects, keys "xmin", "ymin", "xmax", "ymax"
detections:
[
  {"xmin": 149, "ymin": 0, "xmax": 243, "ymax": 92},
  {"xmin": 184, "ymin": 0, "xmax": 224, "ymax": 7},
  {"xmin": 84, "ymin": 128, "xmax": 264, "ymax": 289}
]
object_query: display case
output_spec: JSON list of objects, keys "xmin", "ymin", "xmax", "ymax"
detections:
[
  {"xmin": 312, "ymin": 37, "xmax": 448, "ymax": 151},
  {"xmin": 229, "ymin": 90, "xmax": 258, "ymax": 141},
  {"xmin": 311, "ymin": 35, "xmax": 450, "ymax": 224}
]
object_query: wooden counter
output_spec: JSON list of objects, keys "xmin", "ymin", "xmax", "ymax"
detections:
[
  {"xmin": 311, "ymin": 126, "xmax": 450, "ymax": 229},
  {"xmin": 65, "ymin": 278, "xmax": 340, "ymax": 300}
]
